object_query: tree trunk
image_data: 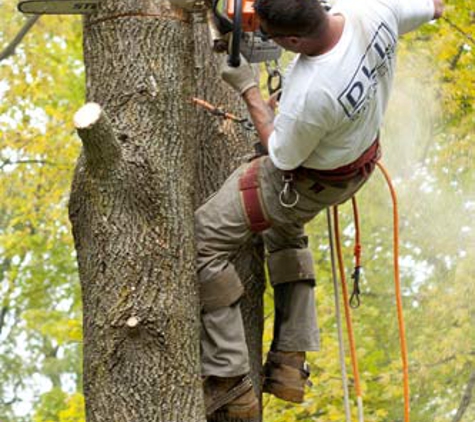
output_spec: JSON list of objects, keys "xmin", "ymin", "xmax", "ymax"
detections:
[{"xmin": 68, "ymin": 2, "xmax": 265, "ymax": 421}]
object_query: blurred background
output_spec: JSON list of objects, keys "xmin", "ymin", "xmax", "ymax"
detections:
[{"xmin": 0, "ymin": 0, "xmax": 473, "ymax": 420}]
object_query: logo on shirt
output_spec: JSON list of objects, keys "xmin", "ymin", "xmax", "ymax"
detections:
[{"xmin": 338, "ymin": 23, "xmax": 397, "ymax": 121}]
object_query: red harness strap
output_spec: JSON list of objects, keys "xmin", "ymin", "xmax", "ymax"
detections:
[
  {"xmin": 239, "ymin": 158, "xmax": 271, "ymax": 233},
  {"xmin": 296, "ymin": 138, "xmax": 381, "ymax": 182}
]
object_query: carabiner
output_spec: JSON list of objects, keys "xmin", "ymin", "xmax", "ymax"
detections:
[
  {"xmin": 267, "ymin": 70, "xmax": 282, "ymax": 96},
  {"xmin": 279, "ymin": 174, "xmax": 300, "ymax": 208},
  {"xmin": 265, "ymin": 60, "xmax": 283, "ymax": 96}
]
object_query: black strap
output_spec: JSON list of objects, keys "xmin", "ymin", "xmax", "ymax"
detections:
[{"xmin": 206, "ymin": 375, "xmax": 253, "ymax": 416}]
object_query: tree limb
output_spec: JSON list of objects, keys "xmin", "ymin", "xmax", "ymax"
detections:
[
  {"xmin": 3, "ymin": 395, "xmax": 21, "ymax": 406},
  {"xmin": 442, "ymin": 16, "xmax": 475, "ymax": 47},
  {"xmin": 74, "ymin": 103, "xmax": 122, "ymax": 173},
  {"xmin": 0, "ymin": 159, "xmax": 57, "ymax": 170},
  {"xmin": 452, "ymin": 369, "xmax": 475, "ymax": 422},
  {"xmin": 0, "ymin": 258, "xmax": 12, "ymax": 336},
  {"xmin": 450, "ymin": 44, "xmax": 465, "ymax": 70},
  {"xmin": 2, "ymin": 380, "xmax": 23, "ymax": 406},
  {"xmin": 0, "ymin": 306, "xmax": 8, "ymax": 335},
  {"xmin": 0, "ymin": 15, "xmax": 40, "ymax": 62}
]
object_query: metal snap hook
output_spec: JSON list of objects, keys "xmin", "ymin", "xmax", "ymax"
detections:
[{"xmin": 279, "ymin": 174, "xmax": 300, "ymax": 208}]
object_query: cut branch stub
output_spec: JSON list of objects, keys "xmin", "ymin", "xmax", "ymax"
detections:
[
  {"xmin": 126, "ymin": 316, "xmax": 139, "ymax": 328},
  {"xmin": 74, "ymin": 102, "xmax": 122, "ymax": 173}
]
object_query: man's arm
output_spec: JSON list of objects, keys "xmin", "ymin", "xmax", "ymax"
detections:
[
  {"xmin": 220, "ymin": 56, "xmax": 275, "ymax": 151},
  {"xmin": 220, "ymin": 58, "xmax": 327, "ymax": 170},
  {"xmin": 389, "ymin": 0, "xmax": 445, "ymax": 34},
  {"xmin": 242, "ymin": 87, "xmax": 275, "ymax": 151}
]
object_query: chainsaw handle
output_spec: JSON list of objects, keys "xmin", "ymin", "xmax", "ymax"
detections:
[{"xmin": 228, "ymin": 0, "xmax": 242, "ymax": 67}]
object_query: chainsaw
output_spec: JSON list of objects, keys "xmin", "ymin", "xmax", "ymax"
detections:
[
  {"xmin": 18, "ymin": 0, "xmax": 99, "ymax": 14},
  {"xmin": 167, "ymin": 0, "xmax": 282, "ymax": 67},
  {"xmin": 174, "ymin": 0, "xmax": 331, "ymax": 67},
  {"xmin": 18, "ymin": 0, "xmax": 330, "ymax": 70},
  {"xmin": 17, "ymin": 0, "xmax": 280, "ymax": 65},
  {"xmin": 209, "ymin": 0, "xmax": 282, "ymax": 66}
]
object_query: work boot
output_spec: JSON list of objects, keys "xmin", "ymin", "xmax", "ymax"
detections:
[
  {"xmin": 262, "ymin": 351, "xmax": 312, "ymax": 403},
  {"xmin": 204, "ymin": 374, "xmax": 259, "ymax": 420}
]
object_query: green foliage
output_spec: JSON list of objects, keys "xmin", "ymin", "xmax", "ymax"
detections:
[
  {"xmin": 0, "ymin": 0, "xmax": 473, "ymax": 421},
  {"xmin": 32, "ymin": 390, "xmax": 85, "ymax": 422},
  {"xmin": 33, "ymin": 388, "xmax": 68, "ymax": 422},
  {"xmin": 58, "ymin": 394, "xmax": 85, "ymax": 422}
]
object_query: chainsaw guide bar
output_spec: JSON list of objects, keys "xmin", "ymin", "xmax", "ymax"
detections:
[{"xmin": 18, "ymin": 0, "xmax": 99, "ymax": 14}]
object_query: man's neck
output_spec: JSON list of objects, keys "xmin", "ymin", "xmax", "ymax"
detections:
[{"xmin": 303, "ymin": 14, "xmax": 345, "ymax": 57}]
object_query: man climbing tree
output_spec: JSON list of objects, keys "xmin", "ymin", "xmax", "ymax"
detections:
[{"xmin": 196, "ymin": 0, "xmax": 444, "ymax": 419}]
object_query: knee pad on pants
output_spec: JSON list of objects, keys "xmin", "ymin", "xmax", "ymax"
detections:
[
  {"xmin": 200, "ymin": 265, "xmax": 244, "ymax": 313},
  {"xmin": 267, "ymin": 248, "xmax": 315, "ymax": 287}
]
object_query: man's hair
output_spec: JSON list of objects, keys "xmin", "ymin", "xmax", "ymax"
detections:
[{"xmin": 254, "ymin": 0, "xmax": 327, "ymax": 37}]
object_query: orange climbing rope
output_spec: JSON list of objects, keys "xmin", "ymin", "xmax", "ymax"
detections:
[
  {"xmin": 333, "ymin": 205, "xmax": 364, "ymax": 418},
  {"xmin": 376, "ymin": 161, "xmax": 410, "ymax": 422},
  {"xmin": 333, "ymin": 162, "xmax": 410, "ymax": 422},
  {"xmin": 352, "ymin": 196, "xmax": 362, "ymax": 268}
]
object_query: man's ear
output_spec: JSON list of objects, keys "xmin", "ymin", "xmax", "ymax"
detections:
[{"xmin": 288, "ymin": 36, "xmax": 302, "ymax": 46}]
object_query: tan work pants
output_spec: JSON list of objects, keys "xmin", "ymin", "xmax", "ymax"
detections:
[{"xmin": 196, "ymin": 156, "xmax": 371, "ymax": 377}]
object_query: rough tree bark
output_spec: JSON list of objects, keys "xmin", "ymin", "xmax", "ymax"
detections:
[{"xmin": 68, "ymin": 1, "xmax": 265, "ymax": 421}]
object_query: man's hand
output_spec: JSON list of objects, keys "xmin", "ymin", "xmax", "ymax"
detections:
[
  {"xmin": 220, "ymin": 55, "xmax": 258, "ymax": 95},
  {"xmin": 433, "ymin": 0, "xmax": 444, "ymax": 19}
]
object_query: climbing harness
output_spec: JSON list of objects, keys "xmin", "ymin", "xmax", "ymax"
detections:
[
  {"xmin": 238, "ymin": 158, "xmax": 271, "ymax": 233},
  {"xmin": 329, "ymin": 161, "xmax": 411, "ymax": 422},
  {"xmin": 279, "ymin": 138, "xmax": 380, "ymax": 212}
]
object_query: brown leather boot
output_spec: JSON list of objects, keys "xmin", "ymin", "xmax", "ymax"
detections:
[
  {"xmin": 262, "ymin": 351, "xmax": 312, "ymax": 403},
  {"xmin": 204, "ymin": 374, "xmax": 259, "ymax": 419}
]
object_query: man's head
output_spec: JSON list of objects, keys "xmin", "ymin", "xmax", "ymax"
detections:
[{"xmin": 254, "ymin": 0, "xmax": 328, "ymax": 46}]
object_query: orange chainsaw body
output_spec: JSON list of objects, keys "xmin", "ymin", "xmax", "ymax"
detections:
[{"xmin": 226, "ymin": 0, "xmax": 260, "ymax": 32}]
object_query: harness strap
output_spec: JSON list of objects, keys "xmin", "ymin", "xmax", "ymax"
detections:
[
  {"xmin": 266, "ymin": 351, "xmax": 309, "ymax": 372},
  {"xmin": 205, "ymin": 375, "xmax": 254, "ymax": 416},
  {"xmin": 239, "ymin": 158, "xmax": 271, "ymax": 233},
  {"xmin": 296, "ymin": 138, "xmax": 381, "ymax": 182}
]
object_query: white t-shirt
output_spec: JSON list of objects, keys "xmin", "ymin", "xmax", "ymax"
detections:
[{"xmin": 268, "ymin": 0, "xmax": 435, "ymax": 170}]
